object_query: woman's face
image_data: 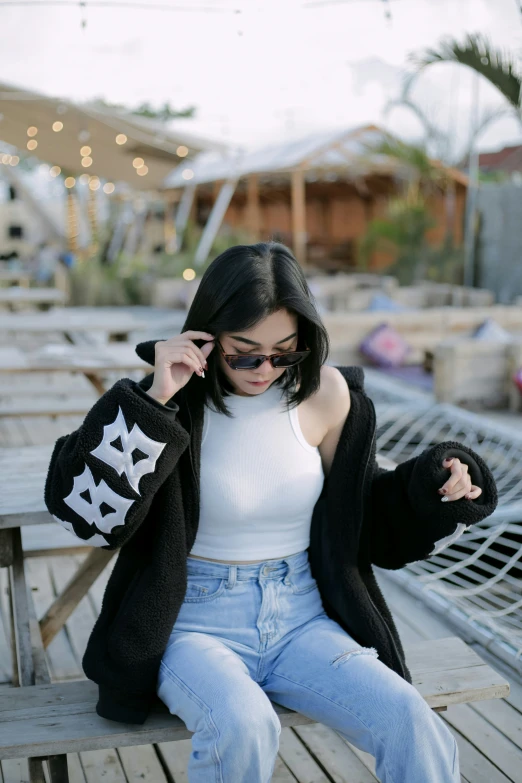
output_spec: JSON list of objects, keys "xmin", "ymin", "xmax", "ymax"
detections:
[{"xmin": 218, "ymin": 309, "xmax": 299, "ymax": 397}]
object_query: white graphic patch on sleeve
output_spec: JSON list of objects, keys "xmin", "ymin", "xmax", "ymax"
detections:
[
  {"xmin": 52, "ymin": 515, "xmax": 109, "ymax": 547},
  {"xmin": 90, "ymin": 406, "xmax": 166, "ymax": 494},
  {"xmin": 430, "ymin": 522, "xmax": 472, "ymax": 556},
  {"xmin": 64, "ymin": 464, "xmax": 134, "ymax": 534}
]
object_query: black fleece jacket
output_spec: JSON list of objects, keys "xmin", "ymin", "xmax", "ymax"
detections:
[{"xmin": 44, "ymin": 340, "xmax": 498, "ymax": 724}]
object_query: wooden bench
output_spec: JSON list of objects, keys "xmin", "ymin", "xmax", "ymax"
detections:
[
  {"xmin": 0, "ymin": 636, "xmax": 510, "ymax": 781},
  {"xmin": 0, "ymin": 397, "xmax": 95, "ymax": 418}
]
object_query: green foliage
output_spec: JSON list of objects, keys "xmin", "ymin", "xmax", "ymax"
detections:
[
  {"xmin": 155, "ymin": 220, "xmax": 257, "ymax": 279},
  {"xmin": 362, "ymin": 137, "xmax": 452, "ymax": 197},
  {"xmin": 68, "ymin": 253, "xmax": 153, "ymax": 306},
  {"xmin": 91, "ymin": 98, "xmax": 196, "ymax": 121},
  {"xmin": 358, "ymin": 137, "xmax": 458, "ymax": 285},
  {"xmin": 67, "ymin": 221, "xmax": 258, "ymax": 306},
  {"xmin": 358, "ymin": 197, "xmax": 435, "ymax": 285},
  {"xmin": 133, "ymin": 102, "xmax": 196, "ymax": 121},
  {"xmin": 410, "ymin": 33, "xmax": 522, "ymax": 113}
]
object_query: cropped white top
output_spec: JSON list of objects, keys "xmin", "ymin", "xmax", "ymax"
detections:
[{"xmin": 189, "ymin": 380, "xmax": 325, "ymax": 561}]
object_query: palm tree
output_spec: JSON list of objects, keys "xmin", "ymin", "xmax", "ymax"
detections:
[{"xmin": 409, "ymin": 33, "xmax": 522, "ymax": 121}]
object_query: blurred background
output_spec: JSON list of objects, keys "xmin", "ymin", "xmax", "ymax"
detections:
[{"xmin": 1, "ymin": 3, "xmax": 522, "ymax": 782}]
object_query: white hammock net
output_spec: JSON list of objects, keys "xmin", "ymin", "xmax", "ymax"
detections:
[{"xmin": 364, "ymin": 369, "xmax": 522, "ymax": 674}]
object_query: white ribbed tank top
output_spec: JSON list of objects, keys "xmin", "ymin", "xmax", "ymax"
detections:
[{"xmin": 189, "ymin": 380, "xmax": 325, "ymax": 561}]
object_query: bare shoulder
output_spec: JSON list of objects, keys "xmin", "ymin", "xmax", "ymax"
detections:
[
  {"xmin": 316, "ymin": 366, "xmax": 351, "ymax": 477},
  {"xmin": 319, "ymin": 365, "xmax": 351, "ymax": 423}
]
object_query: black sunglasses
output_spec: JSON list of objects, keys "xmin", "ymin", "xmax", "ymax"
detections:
[{"xmin": 215, "ymin": 339, "xmax": 311, "ymax": 370}]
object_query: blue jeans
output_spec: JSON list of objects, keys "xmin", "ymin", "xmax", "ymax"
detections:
[{"xmin": 157, "ymin": 550, "xmax": 459, "ymax": 783}]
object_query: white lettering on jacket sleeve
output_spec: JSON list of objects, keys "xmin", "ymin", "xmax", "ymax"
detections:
[
  {"xmin": 429, "ymin": 523, "xmax": 472, "ymax": 557},
  {"xmin": 89, "ymin": 406, "xmax": 166, "ymax": 494},
  {"xmin": 52, "ymin": 514, "xmax": 110, "ymax": 547},
  {"xmin": 63, "ymin": 464, "xmax": 134, "ymax": 534}
]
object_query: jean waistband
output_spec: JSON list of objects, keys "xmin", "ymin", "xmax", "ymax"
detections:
[{"xmin": 186, "ymin": 549, "xmax": 309, "ymax": 580}]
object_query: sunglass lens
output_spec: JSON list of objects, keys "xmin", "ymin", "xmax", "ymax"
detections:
[
  {"xmin": 272, "ymin": 352, "xmax": 307, "ymax": 368},
  {"xmin": 230, "ymin": 356, "xmax": 260, "ymax": 370}
]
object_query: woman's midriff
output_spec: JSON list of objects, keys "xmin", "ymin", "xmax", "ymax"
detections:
[{"xmin": 188, "ymin": 552, "xmax": 302, "ymax": 564}]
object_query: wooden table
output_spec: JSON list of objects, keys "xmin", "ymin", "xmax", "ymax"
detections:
[
  {"xmin": 0, "ymin": 287, "xmax": 66, "ymax": 311},
  {"xmin": 0, "ymin": 306, "xmax": 186, "ymax": 342},
  {"xmin": 0, "ymin": 343, "xmax": 150, "ymax": 398}
]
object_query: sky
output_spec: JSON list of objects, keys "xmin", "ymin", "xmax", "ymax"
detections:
[{"xmin": 0, "ymin": 0, "xmax": 521, "ymax": 160}]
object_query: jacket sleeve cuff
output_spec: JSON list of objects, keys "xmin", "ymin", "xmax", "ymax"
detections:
[
  {"xmin": 96, "ymin": 683, "xmax": 152, "ymax": 724},
  {"xmin": 402, "ymin": 440, "xmax": 498, "ymax": 537},
  {"xmin": 133, "ymin": 380, "xmax": 181, "ymax": 417}
]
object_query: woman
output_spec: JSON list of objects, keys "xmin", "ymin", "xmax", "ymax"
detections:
[{"xmin": 45, "ymin": 242, "xmax": 498, "ymax": 783}]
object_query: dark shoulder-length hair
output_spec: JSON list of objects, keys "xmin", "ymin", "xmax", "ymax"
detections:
[{"xmin": 180, "ymin": 241, "xmax": 330, "ymax": 417}]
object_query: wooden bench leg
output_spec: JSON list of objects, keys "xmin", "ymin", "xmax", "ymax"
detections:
[
  {"xmin": 39, "ymin": 548, "xmax": 116, "ymax": 648},
  {"xmin": 8, "ymin": 528, "xmax": 34, "ymax": 687},
  {"xmin": 7, "ymin": 527, "xmax": 70, "ymax": 783}
]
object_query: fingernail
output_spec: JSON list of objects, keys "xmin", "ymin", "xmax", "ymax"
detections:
[
  {"xmin": 441, "ymin": 496, "xmax": 449, "ymax": 502},
  {"xmin": 440, "ymin": 488, "xmax": 448, "ymax": 494},
  {"xmin": 200, "ymin": 370, "xmax": 205, "ymax": 378}
]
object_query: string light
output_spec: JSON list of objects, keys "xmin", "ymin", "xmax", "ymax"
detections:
[
  {"xmin": 64, "ymin": 176, "xmax": 76, "ymax": 188},
  {"xmin": 9, "ymin": 156, "xmax": 19, "ymax": 166},
  {"xmin": 103, "ymin": 182, "xmax": 115, "ymax": 194},
  {"xmin": 0, "ymin": 2, "xmax": 240, "ymax": 13},
  {"xmin": 52, "ymin": 121, "xmax": 63, "ymax": 132},
  {"xmin": 79, "ymin": 173, "xmax": 90, "ymax": 184},
  {"xmin": 176, "ymin": 145, "xmax": 189, "ymax": 157},
  {"xmin": 137, "ymin": 165, "xmax": 148, "ymax": 176},
  {"xmin": 27, "ymin": 126, "xmax": 38, "ymax": 137},
  {"xmin": 50, "ymin": 165, "xmax": 61, "ymax": 177},
  {"xmin": 89, "ymin": 178, "xmax": 101, "ymax": 191},
  {"xmin": 116, "ymin": 133, "xmax": 127, "ymax": 145},
  {"xmin": 80, "ymin": 145, "xmax": 91, "ymax": 156},
  {"xmin": 27, "ymin": 139, "xmax": 38, "ymax": 150},
  {"xmin": 81, "ymin": 156, "xmax": 93, "ymax": 167},
  {"xmin": 133, "ymin": 157, "xmax": 144, "ymax": 168},
  {"xmin": 182, "ymin": 168, "xmax": 194, "ymax": 180}
]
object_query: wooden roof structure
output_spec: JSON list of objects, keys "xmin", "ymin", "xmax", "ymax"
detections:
[
  {"xmin": 0, "ymin": 81, "xmax": 225, "ymax": 191},
  {"xmin": 163, "ymin": 124, "xmax": 468, "ymax": 266},
  {"xmin": 164, "ymin": 124, "xmax": 468, "ymax": 188}
]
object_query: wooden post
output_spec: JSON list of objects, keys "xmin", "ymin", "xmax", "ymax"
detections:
[
  {"xmin": 291, "ymin": 169, "xmax": 307, "ymax": 265},
  {"xmin": 246, "ymin": 174, "xmax": 261, "ymax": 241},
  {"xmin": 164, "ymin": 197, "xmax": 177, "ymax": 254}
]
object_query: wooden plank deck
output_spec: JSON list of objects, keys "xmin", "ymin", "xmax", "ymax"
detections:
[{"xmin": 0, "ymin": 380, "xmax": 520, "ymax": 781}]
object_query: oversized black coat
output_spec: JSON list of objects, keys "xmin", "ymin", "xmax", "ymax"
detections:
[{"xmin": 44, "ymin": 339, "xmax": 499, "ymax": 724}]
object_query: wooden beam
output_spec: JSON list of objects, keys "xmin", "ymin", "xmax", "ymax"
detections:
[
  {"xmin": 291, "ymin": 168, "xmax": 307, "ymax": 265},
  {"xmin": 39, "ymin": 547, "xmax": 116, "ymax": 648},
  {"xmin": 194, "ymin": 179, "xmax": 238, "ymax": 267},
  {"xmin": 245, "ymin": 174, "xmax": 261, "ymax": 240}
]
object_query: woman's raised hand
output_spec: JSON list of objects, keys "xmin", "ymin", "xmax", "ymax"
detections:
[{"xmin": 146, "ymin": 331, "xmax": 215, "ymax": 404}]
